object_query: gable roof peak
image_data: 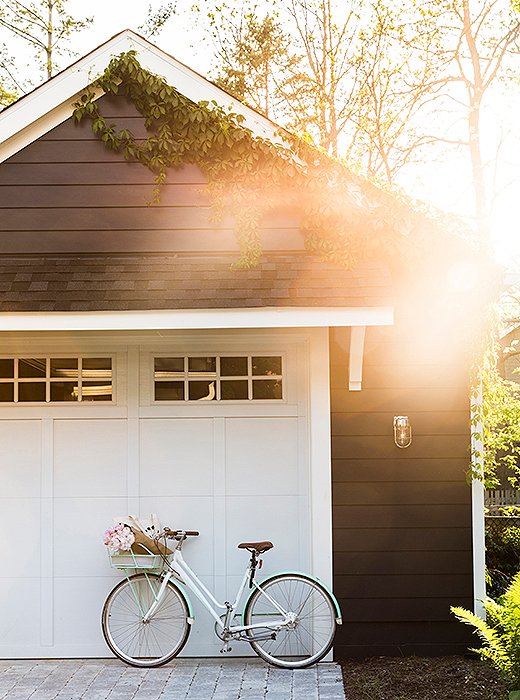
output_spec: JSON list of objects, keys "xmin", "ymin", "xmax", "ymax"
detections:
[{"xmin": 0, "ymin": 28, "xmax": 281, "ymax": 164}]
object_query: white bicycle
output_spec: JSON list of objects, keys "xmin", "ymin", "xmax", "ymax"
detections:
[{"xmin": 102, "ymin": 528, "xmax": 342, "ymax": 669}]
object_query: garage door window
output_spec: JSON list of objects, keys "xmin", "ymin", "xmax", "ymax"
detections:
[
  {"xmin": 0, "ymin": 356, "xmax": 113, "ymax": 402},
  {"xmin": 154, "ymin": 355, "xmax": 283, "ymax": 402}
]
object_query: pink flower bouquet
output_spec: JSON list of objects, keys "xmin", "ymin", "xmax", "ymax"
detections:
[{"xmin": 103, "ymin": 523, "xmax": 135, "ymax": 552}]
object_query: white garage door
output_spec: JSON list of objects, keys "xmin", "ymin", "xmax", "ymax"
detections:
[{"xmin": 0, "ymin": 329, "xmax": 327, "ymax": 658}]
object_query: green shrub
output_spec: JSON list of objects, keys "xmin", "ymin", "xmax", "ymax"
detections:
[
  {"xmin": 486, "ymin": 519, "xmax": 520, "ymax": 598},
  {"xmin": 452, "ymin": 572, "xmax": 520, "ymax": 690}
]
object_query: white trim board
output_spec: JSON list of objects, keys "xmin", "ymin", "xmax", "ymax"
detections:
[
  {"xmin": 0, "ymin": 306, "xmax": 394, "ymax": 332},
  {"xmin": 470, "ymin": 378, "xmax": 487, "ymax": 618},
  {"xmin": 0, "ymin": 29, "xmax": 283, "ymax": 163}
]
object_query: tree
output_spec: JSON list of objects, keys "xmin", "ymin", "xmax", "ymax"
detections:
[
  {"xmin": 213, "ymin": 11, "xmax": 296, "ymax": 119},
  {"xmin": 139, "ymin": 2, "xmax": 177, "ymax": 39},
  {"xmin": 470, "ymin": 286, "xmax": 520, "ymax": 492},
  {"xmin": 0, "ymin": 44, "xmax": 19, "ymax": 106},
  {"xmin": 197, "ymin": 0, "xmax": 519, "ymax": 228},
  {"xmin": 194, "ymin": 0, "xmax": 363, "ymax": 155},
  {"xmin": 343, "ymin": 0, "xmax": 447, "ymax": 184},
  {"xmin": 192, "ymin": 1, "xmax": 301, "ymax": 121},
  {"xmin": 0, "ymin": 0, "xmax": 91, "ymax": 79},
  {"xmin": 479, "ymin": 356, "xmax": 520, "ymax": 490},
  {"xmin": 283, "ymin": 0, "xmax": 361, "ymax": 156},
  {"xmin": 397, "ymin": 0, "xmax": 520, "ymax": 241}
]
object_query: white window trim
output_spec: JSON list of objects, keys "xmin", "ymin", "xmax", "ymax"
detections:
[
  {"xmin": 0, "ymin": 353, "xmax": 115, "ymax": 405},
  {"xmin": 152, "ymin": 352, "xmax": 285, "ymax": 404}
]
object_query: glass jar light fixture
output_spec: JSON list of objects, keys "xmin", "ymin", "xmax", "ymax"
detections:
[{"xmin": 393, "ymin": 415, "xmax": 412, "ymax": 448}]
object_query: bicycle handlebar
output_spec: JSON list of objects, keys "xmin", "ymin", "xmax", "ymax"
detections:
[{"xmin": 163, "ymin": 527, "xmax": 199, "ymax": 540}]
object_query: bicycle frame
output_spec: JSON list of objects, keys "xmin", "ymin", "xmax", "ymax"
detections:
[{"xmin": 138, "ymin": 545, "xmax": 290, "ymax": 635}]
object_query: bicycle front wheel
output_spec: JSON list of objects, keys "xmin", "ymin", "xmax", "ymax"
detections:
[
  {"xmin": 243, "ymin": 573, "xmax": 337, "ymax": 668},
  {"xmin": 102, "ymin": 573, "xmax": 191, "ymax": 667}
]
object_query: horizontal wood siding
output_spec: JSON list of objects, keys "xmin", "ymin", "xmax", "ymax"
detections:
[
  {"xmin": 331, "ymin": 321, "xmax": 474, "ymax": 657},
  {"xmin": 0, "ymin": 95, "xmax": 304, "ymax": 254}
]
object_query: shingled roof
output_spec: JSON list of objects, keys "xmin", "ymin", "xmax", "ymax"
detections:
[{"xmin": 0, "ymin": 254, "xmax": 393, "ymax": 312}]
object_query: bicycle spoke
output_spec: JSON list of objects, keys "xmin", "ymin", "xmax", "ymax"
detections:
[
  {"xmin": 102, "ymin": 574, "xmax": 190, "ymax": 666},
  {"xmin": 244, "ymin": 575, "xmax": 336, "ymax": 668}
]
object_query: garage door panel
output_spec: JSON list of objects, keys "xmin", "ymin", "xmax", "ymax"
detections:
[
  {"xmin": 225, "ymin": 496, "xmax": 307, "ymax": 576},
  {"xmin": 0, "ymin": 579, "xmax": 40, "ymax": 647},
  {"xmin": 0, "ymin": 420, "xmax": 41, "ymax": 497},
  {"xmin": 53, "ymin": 497, "xmax": 128, "ymax": 577},
  {"xmin": 225, "ymin": 418, "xmax": 299, "ymax": 496},
  {"xmin": 2, "ymin": 334, "xmax": 315, "ymax": 659},
  {"xmin": 182, "ymin": 574, "xmax": 224, "ymax": 657},
  {"xmin": 54, "ymin": 420, "xmax": 127, "ymax": 497},
  {"xmin": 53, "ymin": 576, "xmax": 115, "ymax": 647},
  {"xmin": 0, "ymin": 499, "xmax": 41, "ymax": 575},
  {"xmin": 139, "ymin": 496, "xmax": 215, "ymax": 577},
  {"xmin": 140, "ymin": 419, "xmax": 214, "ymax": 497}
]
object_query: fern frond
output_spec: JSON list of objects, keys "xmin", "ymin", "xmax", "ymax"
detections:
[
  {"xmin": 451, "ymin": 606, "xmax": 501, "ymax": 647},
  {"xmin": 451, "ymin": 605, "xmax": 517, "ymax": 683},
  {"xmin": 503, "ymin": 572, "xmax": 520, "ymax": 608}
]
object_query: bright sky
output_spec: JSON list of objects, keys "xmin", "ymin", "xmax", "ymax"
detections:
[{"xmin": 2, "ymin": 0, "xmax": 519, "ymax": 268}]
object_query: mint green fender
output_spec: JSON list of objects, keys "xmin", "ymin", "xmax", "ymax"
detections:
[
  {"xmin": 174, "ymin": 582, "xmax": 195, "ymax": 622},
  {"xmin": 242, "ymin": 572, "xmax": 343, "ymax": 624}
]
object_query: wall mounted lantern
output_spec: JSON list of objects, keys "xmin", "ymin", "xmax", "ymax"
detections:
[{"xmin": 393, "ymin": 416, "xmax": 412, "ymax": 449}]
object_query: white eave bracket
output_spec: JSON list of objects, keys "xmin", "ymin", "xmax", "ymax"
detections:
[{"xmin": 349, "ymin": 326, "xmax": 366, "ymax": 391}]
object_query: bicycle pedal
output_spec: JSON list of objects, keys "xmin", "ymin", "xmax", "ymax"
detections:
[{"xmin": 220, "ymin": 644, "xmax": 232, "ymax": 654}]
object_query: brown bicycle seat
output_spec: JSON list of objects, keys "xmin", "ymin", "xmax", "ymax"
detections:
[{"xmin": 238, "ymin": 541, "xmax": 273, "ymax": 554}]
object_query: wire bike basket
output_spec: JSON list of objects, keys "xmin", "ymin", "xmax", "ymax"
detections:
[{"xmin": 108, "ymin": 544, "xmax": 171, "ymax": 572}]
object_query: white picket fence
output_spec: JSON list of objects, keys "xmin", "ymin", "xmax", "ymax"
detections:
[{"xmin": 486, "ymin": 489, "xmax": 520, "ymax": 506}]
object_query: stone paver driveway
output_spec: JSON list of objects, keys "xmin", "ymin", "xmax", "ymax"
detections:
[{"xmin": 0, "ymin": 659, "xmax": 346, "ymax": 700}]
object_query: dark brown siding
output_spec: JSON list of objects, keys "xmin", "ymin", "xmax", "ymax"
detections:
[
  {"xmin": 0, "ymin": 93, "xmax": 395, "ymax": 311},
  {"xmin": 331, "ymin": 320, "xmax": 474, "ymax": 657},
  {"xmin": 0, "ymin": 94, "xmax": 305, "ymax": 255}
]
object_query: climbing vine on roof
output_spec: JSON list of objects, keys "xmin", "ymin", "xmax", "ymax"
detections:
[{"xmin": 73, "ymin": 51, "xmax": 463, "ymax": 269}]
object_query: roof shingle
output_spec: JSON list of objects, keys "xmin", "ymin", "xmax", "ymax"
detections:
[{"xmin": 0, "ymin": 253, "xmax": 393, "ymax": 312}]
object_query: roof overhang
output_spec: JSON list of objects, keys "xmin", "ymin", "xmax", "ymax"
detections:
[
  {"xmin": 0, "ymin": 306, "xmax": 393, "ymax": 392},
  {"xmin": 0, "ymin": 29, "xmax": 283, "ymax": 163},
  {"xmin": 0, "ymin": 306, "xmax": 393, "ymax": 332}
]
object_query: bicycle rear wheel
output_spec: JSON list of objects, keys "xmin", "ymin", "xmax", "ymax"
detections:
[
  {"xmin": 243, "ymin": 573, "xmax": 337, "ymax": 668},
  {"xmin": 102, "ymin": 573, "xmax": 190, "ymax": 667}
]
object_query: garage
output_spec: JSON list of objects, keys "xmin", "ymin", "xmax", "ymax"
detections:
[
  {"xmin": 0, "ymin": 327, "xmax": 329, "ymax": 657},
  {"xmin": 0, "ymin": 27, "xmax": 480, "ymax": 659}
]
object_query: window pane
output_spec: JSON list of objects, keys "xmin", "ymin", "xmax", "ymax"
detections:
[
  {"xmin": 50, "ymin": 382, "xmax": 78, "ymax": 402},
  {"xmin": 19, "ymin": 382, "xmax": 46, "ymax": 402},
  {"xmin": 0, "ymin": 359, "xmax": 14, "ymax": 378},
  {"xmin": 155, "ymin": 381, "xmax": 184, "ymax": 401},
  {"xmin": 252, "ymin": 380, "xmax": 282, "ymax": 400},
  {"xmin": 188, "ymin": 357, "xmax": 216, "ymax": 374},
  {"xmin": 19, "ymin": 358, "xmax": 46, "ymax": 378},
  {"xmin": 82, "ymin": 357, "xmax": 112, "ymax": 377},
  {"xmin": 0, "ymin": 384, "xmax": 14, "ymax": 402},
  {"xmin": 252, "ymin": 356, "xmax": 282, "ymax": 376},
  {"xmin": 220, "ymin": 357, "xmax": 248, "ymax": 376},
  {"xmin": 221, "ymin": 380, "xmax": 248, "ymax": 400},
  {"xmin": 81, "ymin": 382, "xmax": 112, "ymax": 402},
  {"xmin": 50, "ymin": 358, "xmax": 78, "ymax": 378},
  {"xmin": 189, "ymin": 381, "xmax": 216, "ymax": 401},
  {"xmin": 154, "ymin": 357, "xmax": 184, "ymax": 375}
]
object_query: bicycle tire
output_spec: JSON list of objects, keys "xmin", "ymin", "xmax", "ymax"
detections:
[
  {"xmin": 243, "ymin": 573, "xmax": 337, "ymax": 668},
  {"xmin": 102, "ymin": 573, "xmax": 191, "ymax": 667}
]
